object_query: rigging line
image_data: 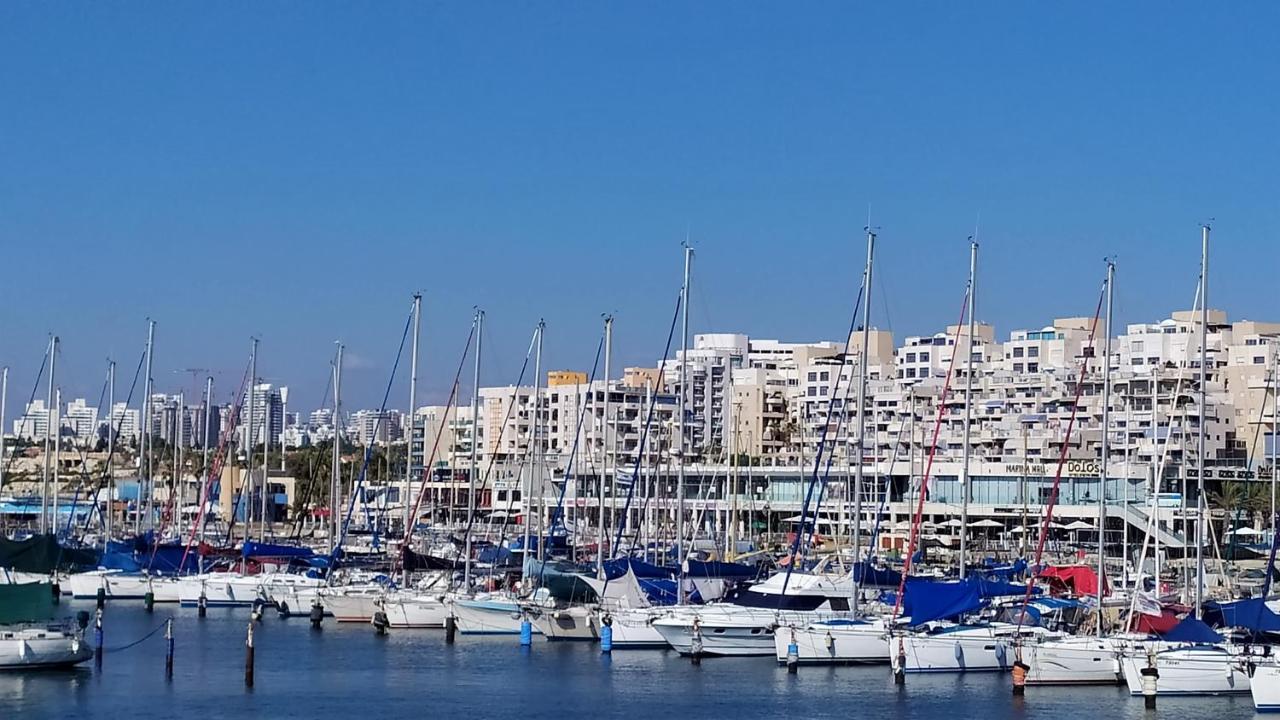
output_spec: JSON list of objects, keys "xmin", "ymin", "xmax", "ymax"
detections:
[
  {"xmin": 63, "ymin": 364, "xmax": 114, "ymax": 535},
  {"xmin": 79, "ymin": 349, "xmax": 147, "ymax": 536},
  {"xmin": 215, "ymin": 360, "xmax": 258, "ymax": 550},
  {"xmin": 609, "ymin": 293, "xmax": 682, "ymax": 564},
  {"xmin": 397, "ymin": 324, "xmax": 476, "ymax": 561},
  {"xmin": 2, "ymin": 344, "xmax": 49, "ymax": 480},
  {"xmin": 890, "ymin": 284, "xmax": 972, "ymax": 622},
  {"xmin": 288, "ymin": 358, "xmax": 337, "ymax": 542},
  {"xmin": 538, "ymin": 336, "xmax": 605, "ymax": 588},
  {"xmin": 336, "ymin": 306, "xmax": 416, "ymax": 554},
  {"xmin": 1014, "ymin": 277, "xmax": 1108, "ymax": 633},
  {"xmin": 457, "ymin": 326, "xmax": 539, "ymax": 582},
  {"xmin": 778, "ymin": 272, "xmax": 867, "ymax": 600},
  {"xmin": 1123, "ymin": 273, "xmax": 1203, "ymax": 625}
]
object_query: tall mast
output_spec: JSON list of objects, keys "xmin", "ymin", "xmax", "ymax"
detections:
[
  {"xmin": 464, "ymin": 309, "xmax": 483, "ymax": 590},
  {"xmin": 41, "ymin": 336, "xmax": 57, "ymax": 534},
  {"xmin": 677, "ymin": 245, "xmax": 692, "ymax": 573},
  {"xmin": 1272, "ymin": 344, "xmax": 1278, "ymax": 539},
  {"xmin": 53, "ymin": 387, "xmax": 61, "ymax": 534},
  {"xmin": 1195, "ymin": 224, "xmax": 1209, "ymax": 617},
  {"xmin": 142, "ymin": 320, "xmax": 155, "ymax": 531},
  {"xmin": 177, "ymin": 391, "xmax": 185, "ymax": 534},
  {"xmin": 330, "ymin": 343, "xmax": 343, "ymax": 555},
  {"xmin": 598, "ymin": 315, "xmax": 613, "ymax": 577},
  {"xmin": 0, "ymin": 366, "xmax": 7, "ymax": 495},
  {"xmin": 1098, "ymin": 260, "xmax": 1115, "ymax": 635},
  {"xmin": 960, "ymin": 240, "xmax": 977, "ymax": 579},
  {"xmin": 106, "ymin": 361, "xmax": 115, "ymax": 543},
  {"xmin": 201, "ymin": 375, "xmax": 212, "ymax": 543},
  {"xmin": 406, "ymin": 293, "xmax": 422, "ymax": 537},
  {"xmin": 526, "ymin": 321, "xmax": 543, "ymax": 569},
  {"xmin": 247, "ymin": 337, "xmax": 259, "ymax": 538},
  {"xmin": 853, "ymin": 228, "xmax": 875, "ymax": 611}
]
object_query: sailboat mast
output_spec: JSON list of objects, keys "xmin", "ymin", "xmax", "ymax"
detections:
[
  {"xmin": 960, "ymin": 240, "xmax": 977, "ymax": 579},
  {"xmin": 330, "ymin": 343, "xmax": 343, "ymax": 555},
  {"xmin": 201, "ymin": 375, "xmax": 212, "ymax": 544},
  {"xmin": 142, "ymin": 320, "xmax": 155, "ymax": 532},
  {"xmin": 1098, "ymin": 260, "xmax": 1115, "ymax": 636},
  {"xmin": 526, "ymin": 321, "xmax": 543, "ymax": 568},
  {"xmin": 41, "ymin": 335, "xmax": 57, "ymax": 534},
  {"xmin": 853, "ymin": 228, "xmax": 874, "ymax": 611},
  {"xmin": 677, "ymin": 245, "xmax": 692, "ymax": 571},
  {"xmin": 53, "ymin": 387, "xmax": 61, "ymax": 534},
  {"xmin": 464, "ymin": 309, "xmax": 483, "ymax": 590},
  {"xmin": 106, "ymin": 361, "xmax": 115, "ymax": 543},
  {"xmin": 598, "ymin": 315, "xmax": 612, "ymax": 577},
  {"xmin": 1195, "ymin": 224, "xmax": 1209, "ymax": 617},
  {"xmin": 0, "ymin": 366, "xmax": 7, "ymax": 495},
  {"xmin": 406, "ymin": 294, "xmax": 421, "ymax": 538}
]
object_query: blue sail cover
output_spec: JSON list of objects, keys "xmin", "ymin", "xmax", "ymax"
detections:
[
  {"xmin": 853, "ymin": 561, "xmax": 902, "ymax": 588},
  {"xmin": 1204, "ymin": 598, "xmax": 1280, "ymax": 635},
  {"xmin": 638, "ymin": 579, "xmax": 704, "ymax": 606},
  {"xmin": 685, "ymin": 560, "xmax": 757, "ymax": 580},
  {"xmin": 976, "ymin": 577, "xmax": 1033, "ymax": 599},
  {"xmin": 602, "ymin": 558, "xmax": 675, "ymax": 580},
  {"xmin": 1160, "ymin": 615, "xmax": 1225, "ymax": 644},
  {"xmin": 901, "ymin": 578, "xmax": 985, "ymax": 626},
  {"xmin": 241, "ymin": 541, "xmax": 314, "ymax": 559}
]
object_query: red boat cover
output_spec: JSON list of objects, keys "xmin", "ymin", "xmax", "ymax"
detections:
[{"xmin": 1039, "ymin": 564, "xmax": 1109, "ymax": 597}]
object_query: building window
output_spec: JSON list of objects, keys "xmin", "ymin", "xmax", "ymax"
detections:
[
  {"xmin": 1027, "ymin": 347, "xmax": 1039, "ymax": 358},
  {"xmin": 919, "ymin": 352, "xmax": 930, "ymax": 362},
  {"xmin": 820, "ymin": 371, "xmax": 830, "ymax": 381},
  {"xmin": 1013, "ymin": 346, "xmax": 1024, "ymax": 358},
  {"xmin": 1027, "ymin": 363, "xmax": 1038, "ymax": 373},
  {"xmin": 1013, "ymin": 363, "xmax": 1023, "ymax": 373},
  {"xmin": 906, "ymin": 353, "xmax": 916, "ymax": 362}
]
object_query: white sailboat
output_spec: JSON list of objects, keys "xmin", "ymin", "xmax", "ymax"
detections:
[
  {"xmin": 0, "ymin": 625, "xmax": 92, "ymax": 670},
  {"xmin": 773, "ymin": 616, "xmax": 889, "ymax": 664}
]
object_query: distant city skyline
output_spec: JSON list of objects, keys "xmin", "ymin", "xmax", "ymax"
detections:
[{"xmin": 4, "ymin": 5, "xmax": 1279, "ymax": 410}]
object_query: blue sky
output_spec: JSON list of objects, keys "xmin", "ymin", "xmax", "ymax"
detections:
[{"xmin": 2, "ymin": 4, "xmax": 1278, "ymax": 412}]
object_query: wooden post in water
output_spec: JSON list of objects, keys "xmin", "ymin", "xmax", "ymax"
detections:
[
  {"xmin": 244, "ymin": 623, "xmax": 255, "ymax": 688},
  {"xmin": 164, "ymin": 619, "xmax": 174, "ymax": 680}
]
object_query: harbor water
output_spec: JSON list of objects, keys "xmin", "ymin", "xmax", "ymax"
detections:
[{"xmin": 1, "ymin": 601, "xmax": 1261, "ymax": 719}]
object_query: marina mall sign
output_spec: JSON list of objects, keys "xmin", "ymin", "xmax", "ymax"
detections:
[{"xmin": 1000, "ymin": 461, "xmax": 1270, "ymax": 481}]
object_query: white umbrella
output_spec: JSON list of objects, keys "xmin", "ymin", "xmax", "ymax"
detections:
[
  {"xmin": 1063, "ymin": 520, "xmax": 1093, "ymax": 531},
  {"xmin": 939, "ymin": 518, "xmax": 964, "ymax": 527},
  {"xmin": 971, "ymin": 519, "xmax": 1004, "ymax": 528},
  {"xmin": 1227, "ymin": 527, "xmax": 1264, "ymax": 536}
]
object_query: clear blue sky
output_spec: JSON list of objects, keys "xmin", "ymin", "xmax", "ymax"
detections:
[{"xmin": 2, "ymin": 4, "xmax": 1278, "ymax": 412}]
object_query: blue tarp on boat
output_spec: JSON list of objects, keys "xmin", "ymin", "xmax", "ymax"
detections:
[
  {"xmin": 900, "ymin": 578, "xmax": 985, "ymax": 626},
  {"xmin": 241, "ymin": 541, "xmax": 314, "ymax": 559},
  {"xmin": 853, "ymin": 561, "xmax": 902, "ymax": 588},
  {"xmin": 685, "ymin": 560, "xmax": 757, "ymax": 580},
  {"xmin": 1160, "ymin": 615, "xmax": 1224, "ymax": 644},
  {"xmin": 1204, "ymin": 597, "xmax": 1280, "ymax": 635},
  {"xmin": 602, "ymin": 558, "xmax": 675, "ymax": 580}
]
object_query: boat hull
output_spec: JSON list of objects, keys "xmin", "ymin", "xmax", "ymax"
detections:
[
  {"xmin": 451, "ymin": 598, "xmax": 538, "ymax": 635},
  {"xmin": 528, "ymin": 606, "xmax": 597, "ymax": 641},
  {"xmin": 1023, "ymin": 637, "xmax": 1122, "ymax": 685},
  {"xmin": 385, "ymin": 595, "xmax": 450, "ymax": 628},
  {"xmin": 597, "ymin": 608, "xmax": 668, "ymax": 649},
  {"xmin": 1252, "ymin": 662, "xmax": 1280, "ymax": 711},
  {"xmin": 892, "ymin": 628, "xmax": 1012, "ymax": 673},
  {"xmin": 0, "ymin": 628, "xmax": 93, "ymax": 670},
  {"xmin": 1120, "ymin": 645, "xmax": 1250, "ymax": 696},
  {"xmin": 773, "ymin": 620, "xmax": 888, "ymax": 664}
]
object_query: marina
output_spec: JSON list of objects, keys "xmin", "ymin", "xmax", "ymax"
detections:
[{"xmin": 5, "ymin": 4, "xmax": 1280, "ymax": 718}]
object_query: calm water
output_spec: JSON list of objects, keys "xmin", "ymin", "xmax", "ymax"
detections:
[{"xmin": 0, "ymin": 600, "xmax": 1264, "ymax": 719}]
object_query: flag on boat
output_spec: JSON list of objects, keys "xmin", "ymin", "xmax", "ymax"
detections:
[{"xmin": 1133, "ymin": 591, "xmax": 1163, "ymax": 616}]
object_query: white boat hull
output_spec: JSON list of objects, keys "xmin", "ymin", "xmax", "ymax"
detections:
[
  {"xmin": 322, "ymin": 591, "xmax": 384, "ymax": 623},
  {"xmin": 451, "ymin": 598, "xmax": 539, "ymax": 635},
  {"xmin": 1121, "ymin": 645, "xmax": 1250, "ymax": 696},
  {"xmin": 773, "ymin": 620, "xmax": 888, "ymax": 664},
  {"xmin": 597, "ymin": 608, "xmax": 668, "ymax": 649},
  {"xmin": 0, "ymin": 627, "xmax": 93, "ymax": 670},
  {"xmin": 892, "ymin": 628, "xmax": 1012, "ymax": 673},
  {"xmin": 385, "ymin": 594, "xmax": 450, "ymax": 628},
  {"xmin": 1252, "ymin": 662, "xmax": 1280, "ymax": 711},
  {"xmin": 528, "ymin": 606, "xmax": 597, "ymax": 641},
  {"xmin": 1023, "ymin": 637, "xmax": 1122, "ymax": 685}
]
